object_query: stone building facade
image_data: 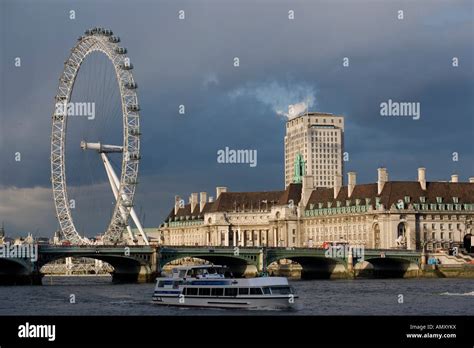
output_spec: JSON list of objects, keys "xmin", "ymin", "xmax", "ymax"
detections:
[{"xmin": 157, "ymin": 168, "xmax": 474, "ymax": 251}]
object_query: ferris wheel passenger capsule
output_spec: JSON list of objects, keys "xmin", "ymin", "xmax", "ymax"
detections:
[
  {"xmin": 127, "ymin": 104, "xmax": 140, "ymax": 112},
  {"xmin": 125, "ymin": 178, "xmax": 138, "ymax": 185},
  {"xmin": 115, "ymin": 47, "xmax": 127, "ymax": 54},
  {"xmin": 130, "ymin": 128, "xmax": 141, "ymax": 136},
  {"xmin": 122, "ymin": 200, "xmax": 133, "ymax": 208},
  {"xmin": 128, "ymin": 152, "xmax": 141, "ymax": 161},
  {"xmin": 120, "ymin": 62, "xmax": 134, "ymax": 70},
  {"xmin": 125, "ymin": 82, "xmax": 137, "ymax": 89}
]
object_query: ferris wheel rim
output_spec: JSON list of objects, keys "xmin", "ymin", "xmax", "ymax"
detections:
[{"xmin": 50, "ymin": 27, "xmax": 140, "ymax": 245}]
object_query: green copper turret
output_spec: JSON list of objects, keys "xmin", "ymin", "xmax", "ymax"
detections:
[{"xmin": 293, "ymin": 153, "xmax": 306, "ymax": 184}]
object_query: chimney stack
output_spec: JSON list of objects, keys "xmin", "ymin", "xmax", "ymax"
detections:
[
  {"xmin": 199, "ymin": 192, "xmax": 207, "ymax": 212},
  {"xmin": 451, "ymin": 174, "xmax": 459, "ymax": 183},
  {"xmin": 174, "ymin": 195, "xmax": 181, "ymax": 214},
  {"xmin": 418, "ymin": 167, "xmax": 426, "ymax": 190},
  {"xmin": 302, "ymin": 175, "xmax": 315, "ymax": 206},
  {"xmin": 469, "ymin": 177, "xmax": 474, "ymax": 183},
  {"xmin": 190, "ymin": 193, "xmax": 198, "ymax": 213},
  {"xmin": 377, "ymin": 168, "xmax": 388, "ymax": 195},
  {"xmin": 216, "ymin": 187, "xmax": 227, "ymax": 199},
  {"xmin": 348, "ymin": 172, "xmax": 356, "ymax": 198},
  {"xmin": 334, "ymin": 174, "xmax": 342, "ymax": 199}
]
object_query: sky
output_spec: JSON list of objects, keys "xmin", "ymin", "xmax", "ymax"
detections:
[{"xmin": 0, "ymin": 0, "xmax": 473, "ymax": 237}]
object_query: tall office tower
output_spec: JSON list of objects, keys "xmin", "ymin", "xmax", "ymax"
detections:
[{"xmin": 284, "ymin": 112, "xmax": 344, "ymax": 188}]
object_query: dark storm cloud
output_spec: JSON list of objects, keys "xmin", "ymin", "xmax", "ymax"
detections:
[{"xmin": 0, "ymin": 0, "xmax": 472, "ymax": 236}]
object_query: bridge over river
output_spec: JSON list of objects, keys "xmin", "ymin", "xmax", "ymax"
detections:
[{"xmin": 0, "ymin": 245, "xmax": 423, "ymax": 285}]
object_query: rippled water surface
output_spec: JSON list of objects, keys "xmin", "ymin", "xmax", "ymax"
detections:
[{"xmin": 0, "ymin": 276, "xmax": 472, "ymax": 315}]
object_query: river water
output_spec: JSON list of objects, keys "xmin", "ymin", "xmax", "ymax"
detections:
[{"xmin": 0, "ymin": 276, "xmax": 472, "ymax": 315}]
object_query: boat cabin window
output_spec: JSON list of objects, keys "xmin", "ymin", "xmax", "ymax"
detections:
[
  {"xmin": 211, "ymin": 288, "xmax": 224, "ymax": 296},
  {"xmin": 250, "ymin": 287, "xmax": 263, "ymax": 295},
  {"xmin": 262, "ymin": 287, "xmax": 271, "ymax": 295},
  {"xmin": 187, "ymin": 268, "xmax": 203, "ymax": 277},
  {"xmin": 172, "ymin": 281, "xmax": 182, "ymax": 289},
  {"xmin": 158, "ymin": 280, "xmax": 173, "ymax": 287},
  {"xmin": 224, "ymin": 288, "xmax": 238, "ymax": 297},
  {"xmin": 270, "ymin": 286, "xmax": 293, "ymax": 295},
  {"xmin": 178, "ymin": 270, "xmax": 186, "ymax": 278},
  {"xmin": 238, "ymin": 288, "xmax": 249, "ymax": 295},
  {"xmin": 184, "ymin": 287, "xmax": 198, "ymax": 296},
  {"xmin": 199, "ymin": 288, "xmax": 211, "ymax": 296}
]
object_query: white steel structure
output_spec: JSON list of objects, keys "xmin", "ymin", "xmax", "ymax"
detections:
[{"xmin": 51, "ymin": 27, "xmax": 147, "ymax": 245}]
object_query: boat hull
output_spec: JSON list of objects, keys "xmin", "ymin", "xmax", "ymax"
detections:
[{"xmin": 152, "ymin": 294, "xmax": 297, "ymax": 310}]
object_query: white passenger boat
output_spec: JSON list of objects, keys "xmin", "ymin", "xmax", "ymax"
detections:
[{"xmin": 152, "ymin": 265, "xmax": 297, "ymax": 309}]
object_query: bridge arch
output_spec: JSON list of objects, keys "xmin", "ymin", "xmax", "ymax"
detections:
[
  {"xmin": 40, "ymin": 256, "xmax": 114, "ymax": 275},
  {"xmin": 158, "ymin": 247, "xmax": 263, "ymax": 277},
  {"xmin": 267, "ymin": 255, "xmax": 347, "ymax": 279},
  {"xmin": 355, "ymin": 257, "xmax": 419, "ymax": 278},
  {"xmin": 38, "ymin": 254, "xmax": 152, "ymax": 283},
  {"xmin": 160, "ymin": 254, "xmax": 254, "ymax": 277},
  {"xmin": 0, "ymin": 258, "xmax": 37, "ymax": 285}
]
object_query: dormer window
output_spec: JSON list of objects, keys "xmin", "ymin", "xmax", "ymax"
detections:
[
  {"xmin": 436, "ymin": 197, "xmax": 442, "ymax": 203},
  {"xmin": 453, "ymin": 197, "xmax": 459, "ymax": 203},
  {"xmin": 336, "ymin": 201, "xmax": 341, "ymax": 207},
  {"xmin": 365, "ymin": 198, "xmax": 371, "ymax": 205},
  {"xmin": 355, "ymin": 199, "xmax": 361, "ymax": 206},
  {"xmin": 346, "ymin": 200, "xmax": 351, "ymax": 206},
  {"xmin": 420, "ymin": 196, "xmax": 426, "ymax": 203},
  {"xmin": 404, "ymin": 196, "xmax": 410, "ymax": 203}
]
